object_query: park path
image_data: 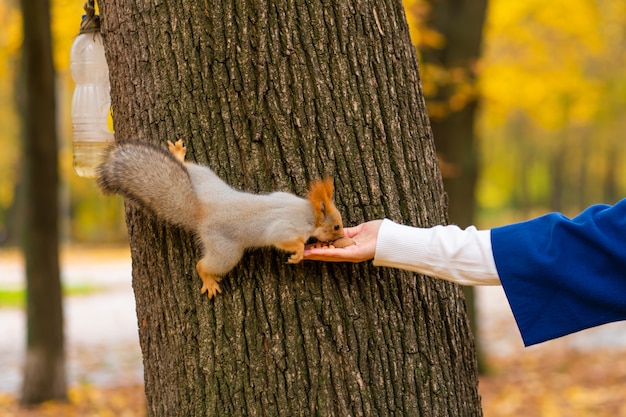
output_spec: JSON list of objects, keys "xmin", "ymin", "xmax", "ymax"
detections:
[
  {"xmin": 2, "ymin": 247, "xmax": 626, "ymax": 395},
  {"xmin": 0, "ymin": 248, "xmax": 142, "ymax": 394}
]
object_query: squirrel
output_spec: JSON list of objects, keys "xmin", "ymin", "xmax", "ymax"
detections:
[{"xmin": 96, "ymin": 139, "xmax": 347, "ymax": 299}]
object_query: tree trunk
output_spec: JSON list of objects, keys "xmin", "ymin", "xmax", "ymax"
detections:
[
  {"xmin": 100, "ymin": 0, "xmax": 482, "ymax": 415},
  {"xmin": 19, "ymin": 0, "xmax": 66, "ymax": 404}
]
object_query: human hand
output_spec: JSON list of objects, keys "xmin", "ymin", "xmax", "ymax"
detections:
[{"xmin": 303, "ymin": 220, "xmax": 383, "ymax": 263}]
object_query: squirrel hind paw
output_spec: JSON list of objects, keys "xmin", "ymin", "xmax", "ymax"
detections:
[
  {"xmin": 200, "ymin": 280, "xmax": 222, "ymax": 299},
  {"xmin": 196, "ymin": 260, "xmax": 222, "ymax": 299}
]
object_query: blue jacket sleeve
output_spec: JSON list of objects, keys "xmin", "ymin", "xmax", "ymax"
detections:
[{"xmin": 491, "ymin": 199, "xmax": 626, "ymax": 346}]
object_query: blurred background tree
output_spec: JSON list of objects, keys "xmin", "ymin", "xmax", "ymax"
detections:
[
  {"xmin": 404, "ymin": 0, "xmax": 488, "ymax": 372},
  {"xmin": 18, "ymin": 0, "xmax": 66, "ymax": 404},
  {"xmin": 0, "ymin": 0, "xmax": 624, "ymax": 241}
]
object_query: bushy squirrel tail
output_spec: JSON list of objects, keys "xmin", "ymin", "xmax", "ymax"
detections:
[{"xmin": 96, "ymin": 141, "xmax": 203, "ymax": 231}]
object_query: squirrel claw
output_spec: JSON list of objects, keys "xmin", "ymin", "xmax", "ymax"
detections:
[
  {"xmin": 197, "ymin": 260, "xmax": 222, "ymax": 299},
  {"xmin": 201, "ymin": 281, "xmax": 222, "ymax": 299},
  {"xmin": 287, "ymin": 252, "xmax": 303, "ymax": 264}
]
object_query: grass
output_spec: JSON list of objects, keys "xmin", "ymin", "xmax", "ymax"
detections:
[{"xmin": 0, "ymin": 285, "xmax": 102, "ymax": 309}]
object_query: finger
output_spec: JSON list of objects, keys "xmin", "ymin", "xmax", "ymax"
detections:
[
  {"xmin": 303, "ymin": 246, "xmax": 361, "ymax": 262},
  {"xmin": 303, "ymin": 247, "xmax": 344, "ymax": 259}
]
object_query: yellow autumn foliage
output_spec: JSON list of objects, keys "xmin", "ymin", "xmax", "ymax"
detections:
[
  {"xmin": 481, "ymin": 0, "xmax": 605, "ymax": 130},
  {"xmin": 0, "ymin": 6, "xmax": 22, "ymax": 214}
]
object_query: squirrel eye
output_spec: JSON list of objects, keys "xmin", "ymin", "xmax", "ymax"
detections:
[{"xmin": 334, "ymin": 224, "xmax": 340, "ymax": 231}]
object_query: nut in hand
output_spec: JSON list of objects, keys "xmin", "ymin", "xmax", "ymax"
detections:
[{"xmin": 331, "ymin": 237, "xmax": 356, "ymax": 248}]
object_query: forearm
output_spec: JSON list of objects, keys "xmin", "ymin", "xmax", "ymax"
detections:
[{"xmin": 373, "ymin": 219, "xmax": 500, "ymax": 285}]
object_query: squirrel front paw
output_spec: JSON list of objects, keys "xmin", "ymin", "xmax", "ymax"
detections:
[
  {"xmin": 287, "ymin": 250, "xmax": 304, "ymax": 264},
  {"xmin": 275, "ymin": 240, "xmax": 305, "ymax": 264},
  {"xmin": 196, "ymin": 260, "xmax": 222, "ymax": 299}
]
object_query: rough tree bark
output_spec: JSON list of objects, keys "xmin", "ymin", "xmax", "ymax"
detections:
[
  {"xmin": 100, "ymin": 0, "xmax": 482, "ymax": 415},
  {"xmin": 19, "ymin": 0, "xmax": 67, "ymax": 404}
]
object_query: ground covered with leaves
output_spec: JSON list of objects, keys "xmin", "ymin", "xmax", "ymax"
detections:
[
  {"xmin": 480, "ymin": 348, "xmax": 626, "ymax": 416},
  {"xmin": 1, "ymin": 348, "xmax": 625, "ymax": 416},
  {"xmin": 0, "ymin": 384, "xmax": 145, "ymax": 417}
]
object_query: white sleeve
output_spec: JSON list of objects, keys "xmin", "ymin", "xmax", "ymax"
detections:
[{"xmin": 373, "ymin": 219, "xmax": 500, "ymax": 285}]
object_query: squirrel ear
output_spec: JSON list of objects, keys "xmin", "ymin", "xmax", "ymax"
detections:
[
  {"xmin": 307, "ymin": 177, "xmax": 334, "ymax": 213},
  {"xmin": 320, "ymin": 200, "xmax": 327, "ymax": 216}
]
